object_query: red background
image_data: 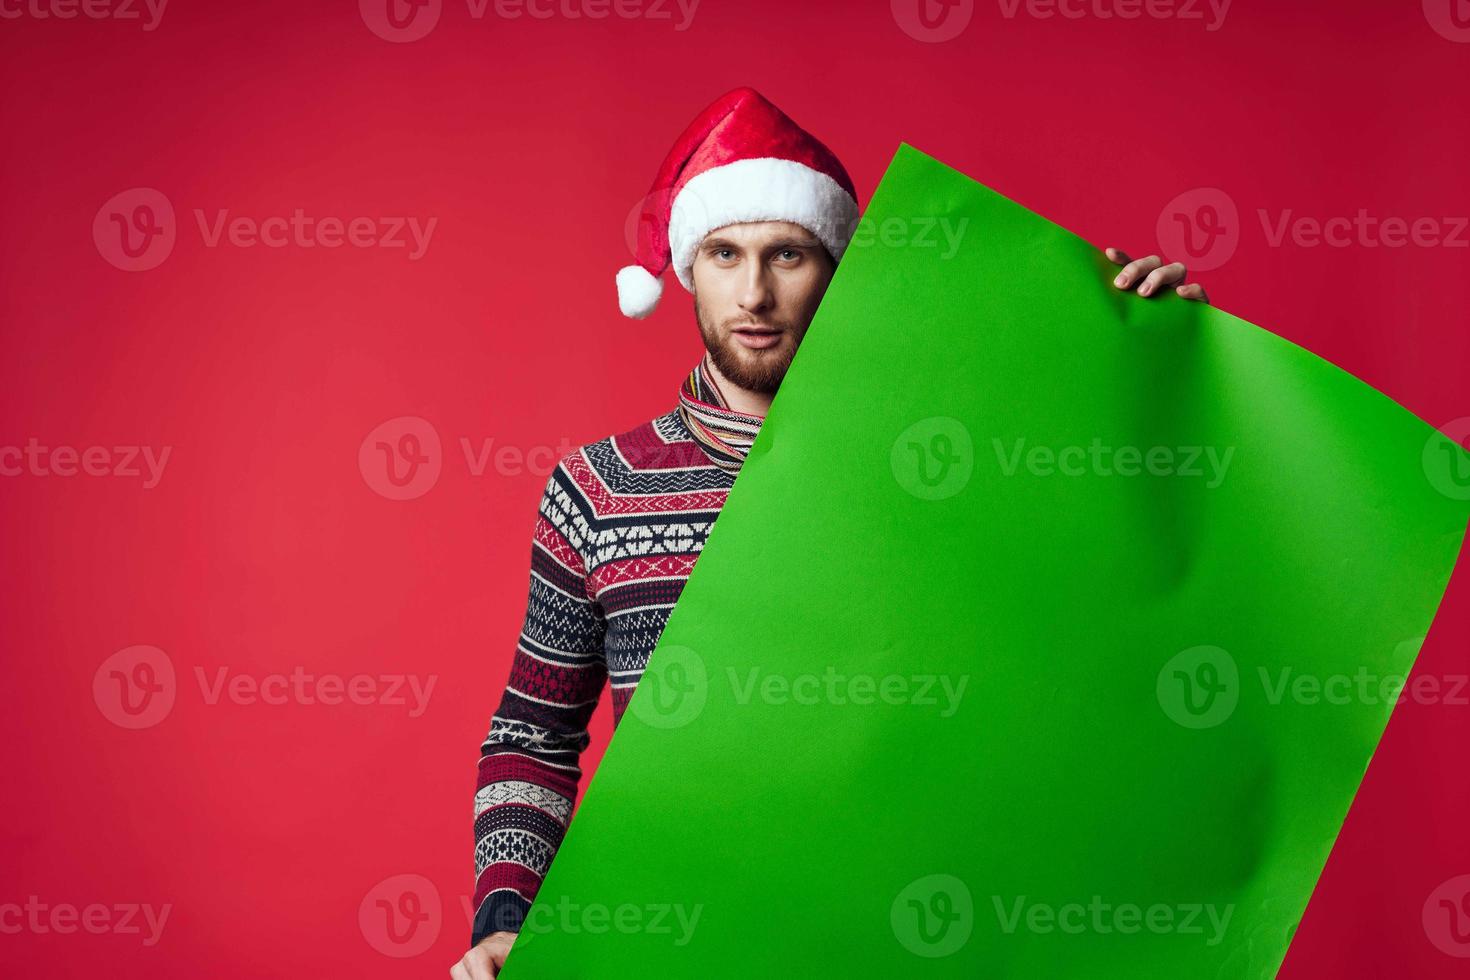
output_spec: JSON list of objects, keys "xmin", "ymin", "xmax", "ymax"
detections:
[{"xmin": 2, "ymin": 0, "xmax": 1467, "ymax": 975}]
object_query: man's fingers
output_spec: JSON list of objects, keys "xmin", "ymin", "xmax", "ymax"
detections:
[
  {"xmin": 1114, "ymin": 254, "xmax": 1162, "ymax": 290},
  {"xmin": 483, "ymin": 934, "xmax": 516, "ymax": 977},
  {"xmin": 1108, "ymin": 249, "xmax": 1209, "ymax": 302},
  {"xmin": 451, "ymin": 946, "xmax": 500, "ymax": 980},
  {"xmin": 1138, "ymin": 261, "xmax": 1187, "ymax": 297},
  {"xmin": 1176, "ymin": 282, "xmax": 1210, "ymax": 304},
  {"xmin": 469, "ymin": 953, "xmax": 498, "ymax": 980}
]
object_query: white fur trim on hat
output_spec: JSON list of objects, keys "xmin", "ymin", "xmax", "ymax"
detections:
[
  {"xmin": 616, "ymin": 264, "xmax": 664, "ymax": 319},
  {"xmin": 667, "ymin": 157, "xmax": 860, "ymax": 292}
]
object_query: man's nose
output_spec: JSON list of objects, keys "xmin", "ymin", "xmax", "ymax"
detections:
[{"xmin": 736, "ymin": 264, "xmax": 774, "ymax": 314}]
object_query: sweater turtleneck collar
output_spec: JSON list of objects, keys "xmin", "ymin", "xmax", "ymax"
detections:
[{"xmin": 676, "ymin": 353, "xmax": 766, "ymax": 474}]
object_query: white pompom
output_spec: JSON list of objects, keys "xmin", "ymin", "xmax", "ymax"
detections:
[{"xmin": 616, "ymin": 265, "xmax": 663, "ymax": 319}]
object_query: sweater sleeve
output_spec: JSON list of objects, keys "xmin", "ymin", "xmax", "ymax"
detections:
[{"xmin": 471, "ymin": 458, "xmax": 607, "ymax": 947}]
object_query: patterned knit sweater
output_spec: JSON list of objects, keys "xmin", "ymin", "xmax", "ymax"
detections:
[{"xmin": 471, "ymin": 354, "xmax": 763, "ymax": 945}]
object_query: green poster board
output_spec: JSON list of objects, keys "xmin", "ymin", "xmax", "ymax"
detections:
[{"xmin": 501, "ymin": 143, "xmax": 1470, "ymax": 979}]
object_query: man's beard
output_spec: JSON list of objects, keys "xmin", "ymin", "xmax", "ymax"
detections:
[{"xmin": 693, "ymin": 292, "xmax": 801, "ymax": 396}]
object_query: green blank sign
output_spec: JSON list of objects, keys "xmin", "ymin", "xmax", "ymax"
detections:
[{"xmin": 501, "ymin": 143, "xmax": 1470, "ymax": 979}]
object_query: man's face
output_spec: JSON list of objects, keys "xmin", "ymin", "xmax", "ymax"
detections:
[{"xmin": 690, "ymin": 220, "xmax": 836, "ymax": 395}]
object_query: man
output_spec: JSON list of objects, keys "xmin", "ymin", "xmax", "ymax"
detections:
[{"xmin": 452, "ymin": 86, "xmax": 1207, "ymax": 980}]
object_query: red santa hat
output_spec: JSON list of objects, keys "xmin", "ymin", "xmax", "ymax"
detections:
[{"xmin": 616, "ymin": 87, "xmax": 861, "ymax": 319}]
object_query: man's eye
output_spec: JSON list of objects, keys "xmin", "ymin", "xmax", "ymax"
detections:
[{"xmin": 778, "ymin": 249, "xmax": 799, "ymax": 261}]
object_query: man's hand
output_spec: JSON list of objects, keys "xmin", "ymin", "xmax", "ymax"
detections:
[
  {"xmin": 1105, "ymin": 248, "xmax": 1210, "ymax": 304},
  {"xmin": 450, "ymin": 931, "xmax": 516, "ymax": 979}
]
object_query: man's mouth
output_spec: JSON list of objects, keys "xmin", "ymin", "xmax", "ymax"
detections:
[{"xmin": 731, "ymin": 325, "xmax": 783, "ymax": 350}]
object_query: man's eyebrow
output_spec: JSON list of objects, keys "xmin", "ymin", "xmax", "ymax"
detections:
[
  {"xmin": 765, "ymin": 237, "xmax": 822, "ymax": 250},
  {"xmin": 701, "ymin": 236, "xmax": 821, "ymax": 252}
]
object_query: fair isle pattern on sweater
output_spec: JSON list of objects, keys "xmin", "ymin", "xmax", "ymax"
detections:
[{"xmin": 471, "ymin": 353, "xmax": 763, "ymax": 945}]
